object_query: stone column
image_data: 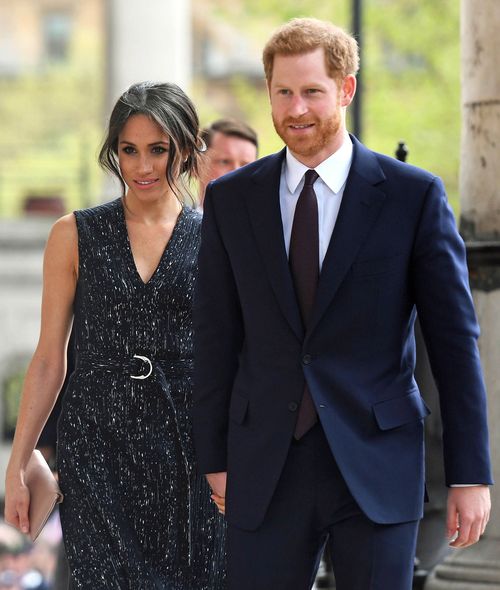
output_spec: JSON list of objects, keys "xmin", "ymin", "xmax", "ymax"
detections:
[
  {"xmin": 425, "ymin": 0, "xmax": 500, "ymax": 587},
  {"xmin": 106, "ymin": 0, "xmax": 191, "ymax": 110}
]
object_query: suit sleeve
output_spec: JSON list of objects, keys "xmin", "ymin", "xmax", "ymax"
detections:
[
  {"xmin": 192, "ymin": 184, "xmax": 244, "ymax": 474},
  {"xmin": 411, "ymin": 176, "xmax": 493, "ymax": 486}
]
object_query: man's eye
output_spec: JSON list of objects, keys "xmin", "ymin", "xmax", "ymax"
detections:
[{"xmin": 278, "ymin": 89, "xmax": 290, "ymax": 95}]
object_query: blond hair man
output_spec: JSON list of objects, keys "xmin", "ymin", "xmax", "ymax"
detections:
[{"xmin": 193, "ymin": 18, "xmax": 492, "ymax": 590}]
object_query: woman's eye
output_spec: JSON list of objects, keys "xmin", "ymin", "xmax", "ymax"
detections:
[
  {"xmin": 152, "ymin": 146, "xmax": 168, "ymax": 154},
  {"xmin": 122, "ymin": 146, "xmax": 136, "ymax": 154}
]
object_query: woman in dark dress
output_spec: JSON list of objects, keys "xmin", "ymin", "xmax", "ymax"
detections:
[{"xmin": 5, "ymin": 82, "xmax": 226, "ymax": 589}]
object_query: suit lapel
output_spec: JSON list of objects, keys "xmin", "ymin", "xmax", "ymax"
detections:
[
  {"xmin": 245, "ymin": 149, "xmax": 304, "ymax": 341},
  {"xmin": 307, "ymin": 137, "xmax": 387, "ymax": 338}
]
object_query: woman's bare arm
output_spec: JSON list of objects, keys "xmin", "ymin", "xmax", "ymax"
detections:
[{"xmin": 4, "ymin": 213, "xmax": 78, "ymax": 533}]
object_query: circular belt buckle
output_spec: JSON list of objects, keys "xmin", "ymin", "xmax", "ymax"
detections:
[{"xmin": 131, "ymin": 354, "xmax": 153, "ymax": 380}]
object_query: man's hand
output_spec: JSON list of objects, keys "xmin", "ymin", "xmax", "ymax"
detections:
[
  {"xmin": 446, "ymin": 486, "xmax": 490, "ymax": 548},
  {"xmin": 206, "ymin": 472, "xmax": 227, "ymax": 515}
]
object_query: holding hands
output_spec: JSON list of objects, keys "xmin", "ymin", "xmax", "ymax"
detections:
[{"xmin": 207, "ymin": 472, "xmax": 227, "ymax": 515}]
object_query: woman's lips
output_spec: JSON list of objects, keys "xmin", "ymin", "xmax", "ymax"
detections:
[{"xmin": 134, "ymin": 178, "xmax": 159, "ymax": 188}]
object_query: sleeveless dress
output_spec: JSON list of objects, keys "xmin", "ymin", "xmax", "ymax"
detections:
[{"xmin": 57, "ymin": 198, "xmax": 226, "ymax": 589}]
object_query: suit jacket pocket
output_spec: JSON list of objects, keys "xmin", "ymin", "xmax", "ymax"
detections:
[
  {"xmin": 229, "ymin": 393, "xmax": 249, "ymax": 425},
  {"xmin": 351, "ymin": 254, "xmax": 402, "ymax": 279},
  {"xmin": 372, "ymin": 389, "xmax": 430, "ymax": 431}
]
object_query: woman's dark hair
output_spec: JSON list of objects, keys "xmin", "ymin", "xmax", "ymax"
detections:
[{"xmin": 99, "ymin": 81, "xmax": 204, "ymax": 202}]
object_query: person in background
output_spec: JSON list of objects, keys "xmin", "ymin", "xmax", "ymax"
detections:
[
  {"xmin": 193, "ymin": 17, "xmax": 492, "ymax": 590},
  {"xmin": 198, "ymin": 118, "xmax": 258, "ymax": 209},
  {"xmin": 0, "ymin": 525, "xmax": 48, "ymax": 590},
  {"xmin": 5, "ymin": 81, "xmax": 226, "ymax": 589}
]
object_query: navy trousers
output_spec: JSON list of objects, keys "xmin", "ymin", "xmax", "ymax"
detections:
[{"xmin": 227, "ymin": 424, "xmax": 419, "ymax": 590}]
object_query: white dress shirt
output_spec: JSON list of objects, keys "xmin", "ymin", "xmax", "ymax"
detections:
[{"xmin": 279, "ymin": 134, "xmax": 353, "ymax": 270}]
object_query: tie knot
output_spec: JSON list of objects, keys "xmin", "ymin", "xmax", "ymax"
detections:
[{"xmin": 303, "ymin": 169, "xmax": 319, "ymax": 187}]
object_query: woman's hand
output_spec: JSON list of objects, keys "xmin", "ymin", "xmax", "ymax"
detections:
[
  {"xmin": 4, "ymin": 472, "xmax": 30, "ymax": 535},
  {"xmin": 206, "ymin": 472, "xmax": 227, "ymax": 515},
  {"xmin": 211, "ymin": 493, "xmax": 226, "ymax": 515}
]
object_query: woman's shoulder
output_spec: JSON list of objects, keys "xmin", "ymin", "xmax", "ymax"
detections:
[
  {"xmin": 182, "ymin": 205, "xmax": 202, "ymax": 230},
  {"xmin": 46, "ymin": 213, "xmax": 78, "ymax": 256},
  {"xmin": 74, "ymin": 197, "xmax": 121, "ymax": 221}
]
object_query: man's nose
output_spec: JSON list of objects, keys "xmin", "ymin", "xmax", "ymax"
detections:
[{"xmin": 288, "ymin": 95, "xmax": 308, "ymax": 117}]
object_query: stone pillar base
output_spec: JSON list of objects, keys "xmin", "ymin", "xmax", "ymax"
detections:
[{"xmin": 425, "ymin": 539, "xmax": 500, "ymax": 589}]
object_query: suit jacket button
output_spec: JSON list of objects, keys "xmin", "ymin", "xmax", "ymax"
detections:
[
  {"xmin": 302, "ymin": 354, "xmax": 312, "ymax": 365},
  {"xmin": 288, "ymin": 402, "xmax": 298, "ymax": 412}
]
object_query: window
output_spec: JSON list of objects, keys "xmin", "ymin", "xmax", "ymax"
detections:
[{"xmin": 43, "ymin": 11, "xmax": 72, "ymax": 62}]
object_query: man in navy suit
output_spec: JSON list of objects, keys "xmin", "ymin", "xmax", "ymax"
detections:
[{"xmin": 192, "ymin": 17, "xmax": 492, "ymax": 590}]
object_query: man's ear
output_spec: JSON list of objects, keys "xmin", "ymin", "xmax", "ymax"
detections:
[{"xmin": 341, "ymin": 75, "xmax": 357, "ymax": 107}]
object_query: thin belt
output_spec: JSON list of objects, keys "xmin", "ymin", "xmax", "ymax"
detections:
[{"xmin": 76, "ymin": 352, "xmax": 193, "ymax": 380}]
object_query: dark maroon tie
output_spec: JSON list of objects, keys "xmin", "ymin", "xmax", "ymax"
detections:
[{"xmin": 289, "ymin": 169, "xmax": 319, "ymax": 439}]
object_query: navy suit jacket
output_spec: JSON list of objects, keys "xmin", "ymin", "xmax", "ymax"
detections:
[{"xmin": 192, "ymin": 136, "xmax": 493, "ymax": 531}]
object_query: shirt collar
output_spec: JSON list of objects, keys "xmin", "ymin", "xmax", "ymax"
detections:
[{"xmin": 284, "ymin": 134, "xmax": 353, "ymax": 194}]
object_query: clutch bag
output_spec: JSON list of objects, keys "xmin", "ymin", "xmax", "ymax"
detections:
[{"xmin": 24, "ymin": 449, "xmax": 64, "ymax": 541}]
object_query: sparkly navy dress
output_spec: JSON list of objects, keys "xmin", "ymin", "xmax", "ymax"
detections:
[{"xmin": 57, "ymin": 198, "xmax": 226, "ymax": 589}]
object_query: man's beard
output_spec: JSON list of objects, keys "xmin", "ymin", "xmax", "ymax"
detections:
[{"xmin": 272, "ymin": 112, "xmax": 341, "ymax": 159}]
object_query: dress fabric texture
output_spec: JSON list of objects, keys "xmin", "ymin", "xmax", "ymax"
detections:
[{"xmin": 57, "ymin": 198, "xmax": 226, "ymax": 589}]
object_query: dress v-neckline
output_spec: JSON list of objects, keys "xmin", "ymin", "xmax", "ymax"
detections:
[{"xmin": 117, "ymin": 198, "xmax": 185, "ymax": 287}]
